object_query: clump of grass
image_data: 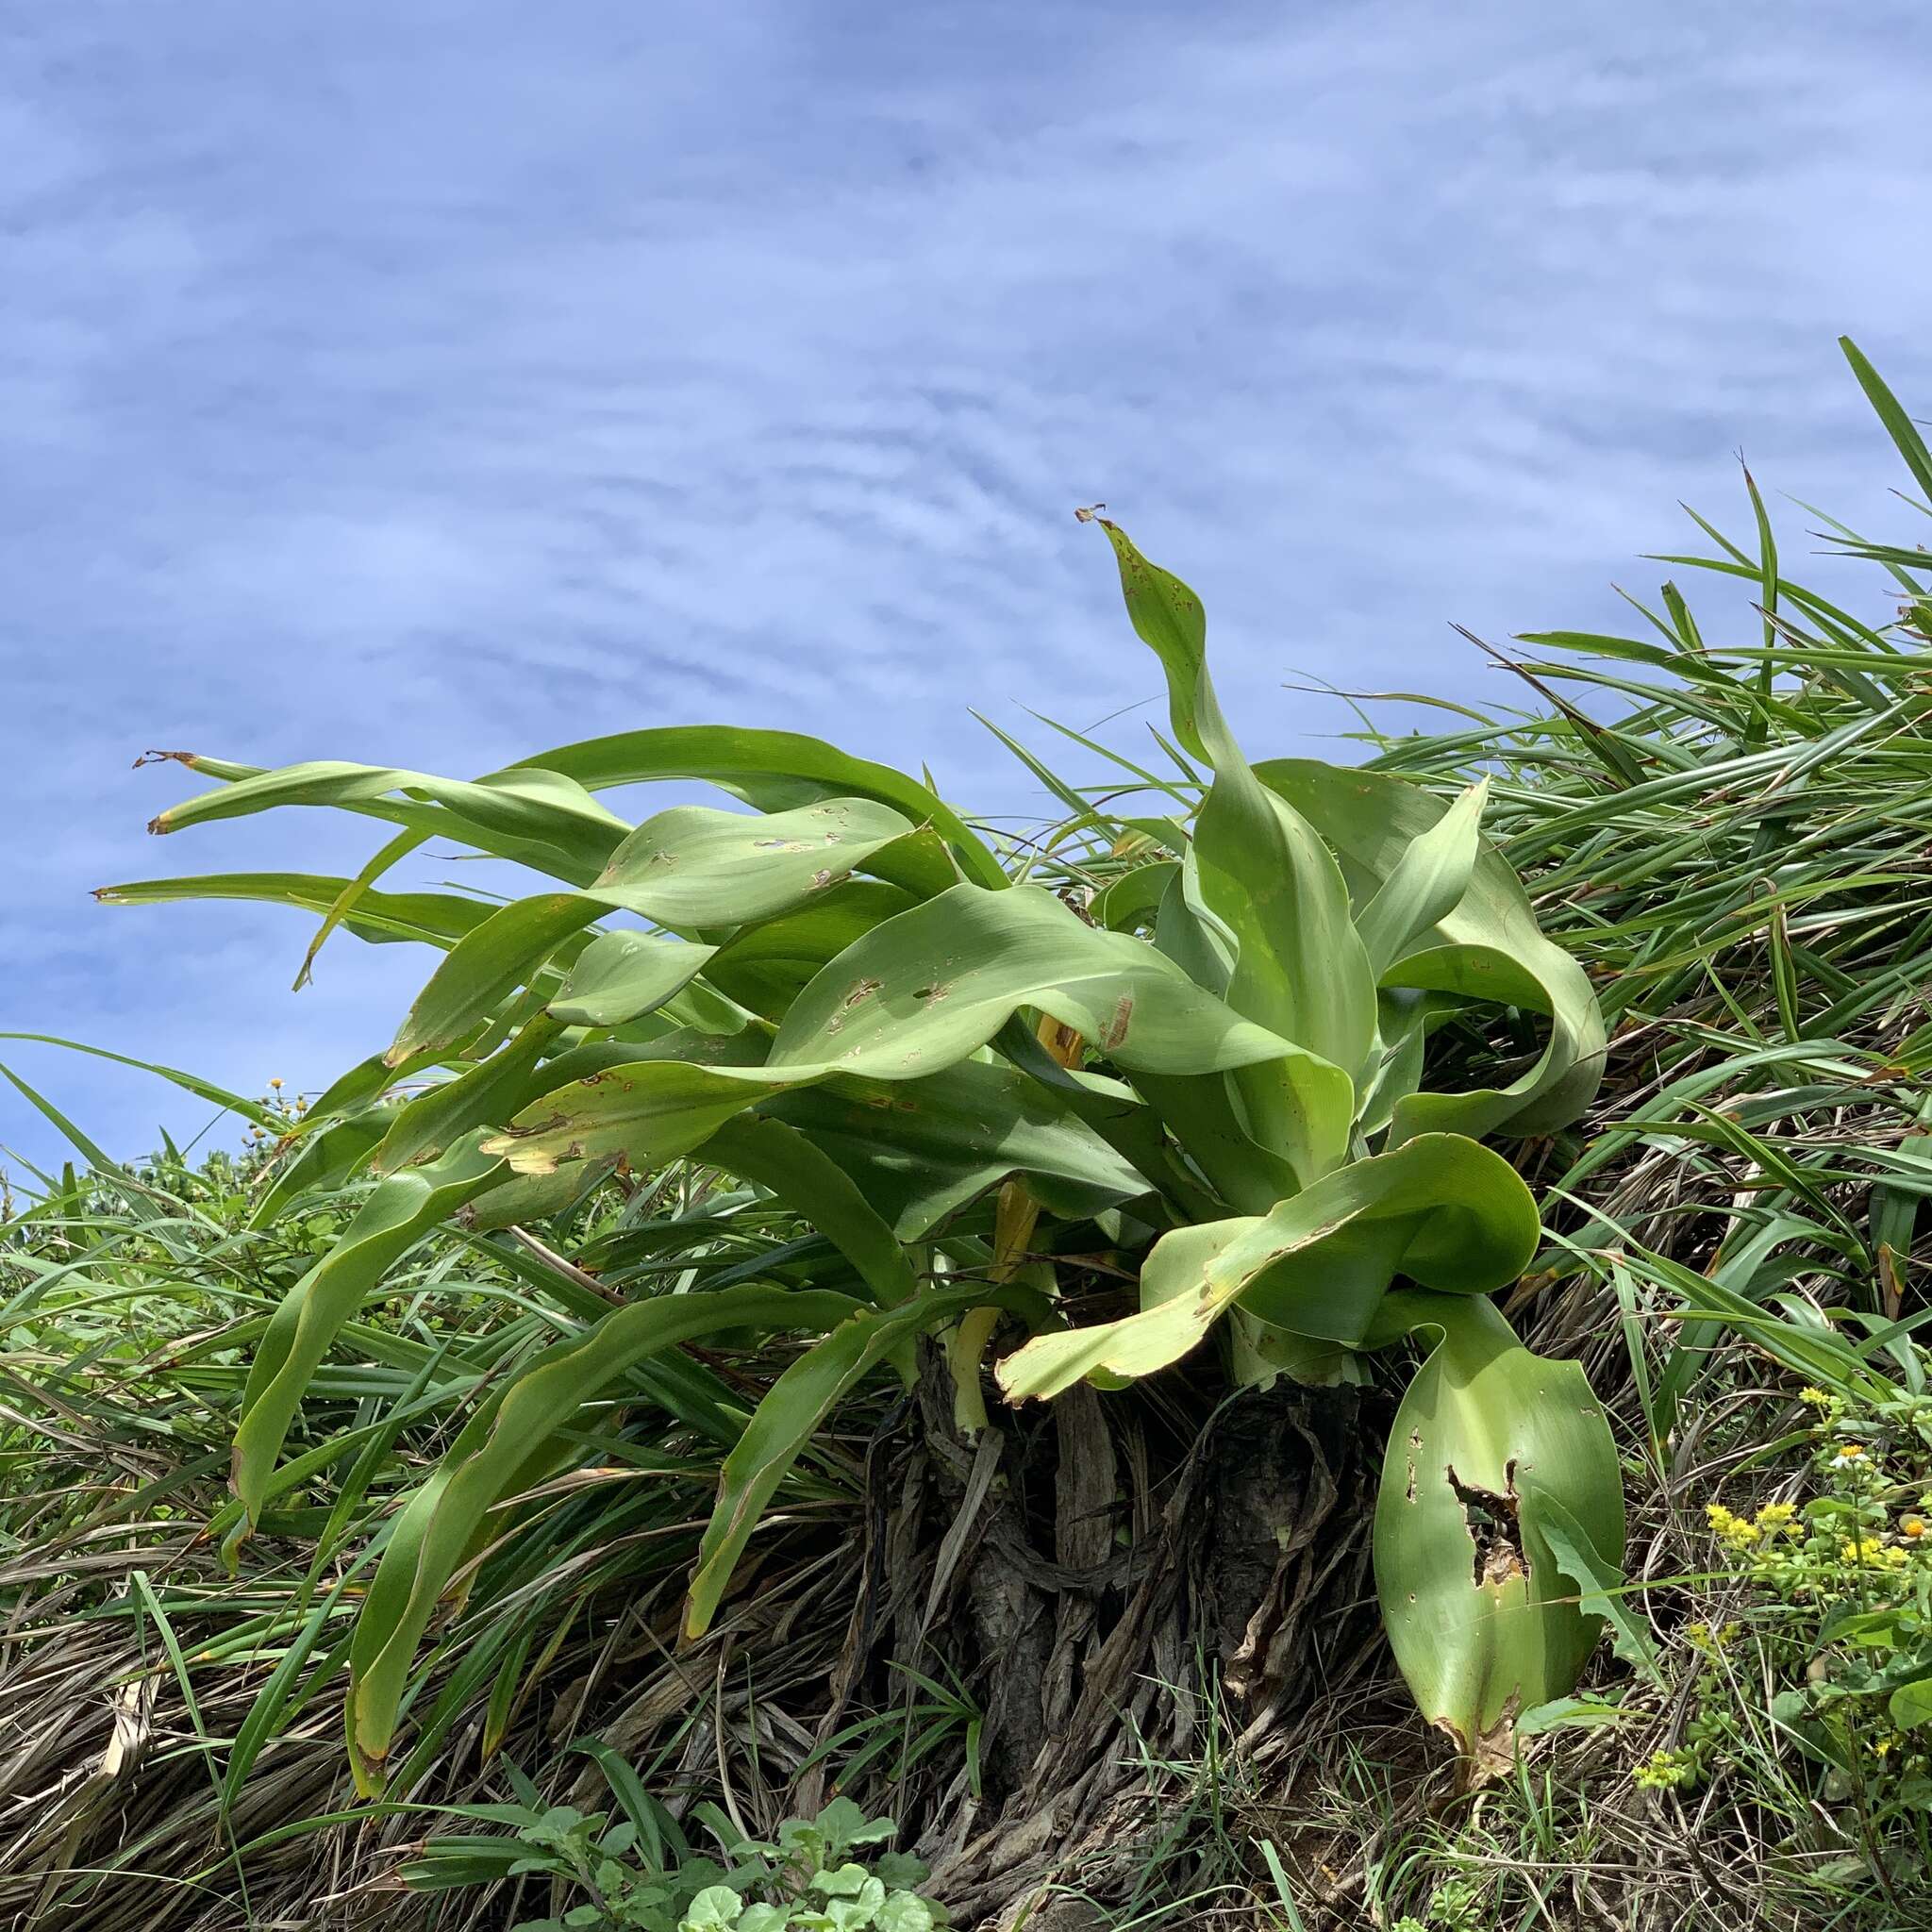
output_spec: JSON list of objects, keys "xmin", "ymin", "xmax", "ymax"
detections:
[
  {"xmin": 1174, "ymin": 339, "xmax": 1932, "ymax": 1930},
  {"xmin": 0, "ymin": 1084, "xmax": 906, "ymax": 1930}
]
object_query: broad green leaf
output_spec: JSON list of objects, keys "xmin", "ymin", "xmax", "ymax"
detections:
[
  {"xmin": 482, "ymin": 1060, "xmax": 789, "ymax": 1175},
  {"xmin": 458, "ymin": 1158, "xmax": 618, "ymax": 1233},
  {"xmin": 1091, "ymin": 521, "xmax": 1374, "ymax": 1179},
  {"xmin": 678, "ymin": 1884, "xmax": 744, "ymax": 1930},
  {"xmin": 1257, "ymin": 758, "xmax": 1605, "ymax": 1138},
  {"xmin": 1130, "ymin": 1066, "xmax": 1298, "ymax": 1215},
  {"xmin": 1354, "ymin": 778, "xmax": 1489, "ymax": 976},
  {"xmin": 704, "ymin": 1115, "xmax": 918, "ymax": 1307},
  {"xmin": 251, "ymin": 1108, "xmax": 395, "ymax": 1225},
  {"xmin": 1380, "ymin": 943, "xmax": 1598, "ymax": 1143},
  {"xmin": 345, "ymin": 1285, "xmax": 862, "ymax": 1786},
  {"xmin": 875, "ymin": 1893, "xmax": 936, "ymax": 1932},
  {"xmin": 1092, "ymin": 860, "xmax": 1177, "ymax": 934},
  {"xmin": 1192, "ymin": 742, "xmax": 1372, "ymax": 1177},
  {"xmin": 594, "ymin": 795, "xmax": 923, "ymax": 921},
  {"xmin": 491, "ymin": 1074, "xmax": 918, "ymax": 1301},
  {"xmin": 549, "ymin": 932, "xmax": 717, "ymax": 1028},
  {"xmin": 1153, "ymin": 850, "xmax": 1233, "ymax": 994},
  {"xmin": 768, "ymin": 882, "xmax": 1292, "ymax": 1079},
  {"xmin": 391, "ymin": 813, "xmax": 936, "ymax": 1060},
  {"xmin": 1226, "ymin": 1309, "xmax": 1366, "ymax": 1390},
  {"xmin": 232, "ymin": 1133, "xmax": 507, "ymax": 1523},
  {"xmin": 704, "ymin": 880, "xmax": 919, "ymax": 1019},
  {"xmin": 373, "ymin": 1015, "xmax": 568, "ymax": 1174},
  {"xmin": 758, "ymin": 1058, "xmax": 1153, "ymax": 1238},
  {"xmin": 509, "ymin": 723, "xmax": 1008, "ymax": 889},
  {"xmin": 1890, "ymin": 1670, "xmax": 1932, "ymax": 1731},
  {"xmin": 387, "ymin": 896, "xmax": 605, "ymax": 1064},
  {"xmin": 1373, "ymin": 1291, "xmax": 1623, "ymax": 1780},
  {"xmin": 994, "ymin": 1134, "xmax": 1538, "ymax": 1399}
]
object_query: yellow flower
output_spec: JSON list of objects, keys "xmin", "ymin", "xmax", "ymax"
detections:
[
  {"xmin": 1831, "ymin": 1444, "xmax": 1869, "ymax": 1466},
  {"xmin": 1755, "ymin": 1502, "xmax": 1798, "ymax": 1534},
  {"xmin": 1706, "ymin": 1504, "xmax": 1761, "ymax": 1548},
  {"xmin": 1840, "ymin": 1536, "xmax": 1907, "ymax": 1568},
  {"xmin": 1902, "ymin": 1515, "xmax": 1927, "ymax": 1540},
  {"xmin": 269, "ymin": 1076, "xmax": 283, "ymax": 1090},
  {"xmin": 1800, "ymin": 1386, "xmax": 1830, "ymax": 1407}
]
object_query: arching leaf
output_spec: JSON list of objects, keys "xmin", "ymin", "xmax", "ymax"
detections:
[
  {"xmin": 1372, "ymin": 1291, "xmax": 1623, "ymax": 1783},
  {"xmin": 995, "ymin": 1134, "xmax": 1538, "ymax": 1400}
]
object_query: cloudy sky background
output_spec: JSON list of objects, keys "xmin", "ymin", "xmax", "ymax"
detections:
[{"xmin": 6, "ymin": 1, "xmax": 1931, "ymax": 1174}]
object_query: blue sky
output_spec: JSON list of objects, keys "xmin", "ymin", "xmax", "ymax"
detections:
[{"xmin": 5, "ymin": 2, "xmax": 1930, "ymax": 1174}]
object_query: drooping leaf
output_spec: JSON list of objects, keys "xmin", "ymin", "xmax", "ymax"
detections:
[
  {"xmin": 593, "ymin": 795, "xmax": 927, "ymax": 921},
  {"xmin": 482, "ymin": 1060, "xmax": 790, "ymax": 1176},
  {"xmin": 548, "ymin": 932, "xmax": 718, "ymax": 1028},
  {"xmin": 703, "ymin": 1115, "xmax": 919, "ymax": 1307},
  {"xmin": 92, "ymin": 873, "xmax": 494, "ymax": 951},
  {"xmin": 1372, "ymin": 1291, "xmax": 1624, "ymax": 1782},
  {"xmin": 758, "ymin": 1058, "xmax": 1153, "ymax": 1238},
  {"xmin": 458, "ymin": 1158, "xmax": 619, "ymax": 1234},
  {"xmin": 372, "ymin": 1014, "xmax": 568, "ymax": 1174},
  {"xmin": 385, "ymin": 896, "xmax": 606, "ymax": 1065},
  {"xmin": 703, "ymin": 880, "xmax": 919, "ymax": 1019},
  {"xmin": 508, "ymin": 723, "xmax": 1008, "ymax": 889},
  {"xmin": 766, "ymin": 882, "xmax": 1292, "ymax": 1080},
  {"xmin": 250, "ymin": 1108, "xmax": 396, "ymax": 1225},
  {"xmin": 345, "ymin": 1285, "xmax": 863, "ymax": 1786},
  {"xmin": 150, "ymin": 758, "xmax": 628, "ymax": 877},
  {"xmin": 684, "ymin": 1279, "xmax": 1052, "ymax": 1639},
  {"xmin": 490, "ymin": 877, "xmax": 1240, "ymax": 1208},
  {"xmin": 994, "ymin": 1134, "xmax": 1538, "ymax": 1400},
  {"xmin": 231, "ymin": 1133, "xmax": 507, "ymax": 1523}
]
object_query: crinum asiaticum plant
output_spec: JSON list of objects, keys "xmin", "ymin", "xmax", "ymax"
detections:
[{"xmin": 110, "ymin": 522, "xmax": 1620, "ymax": 1789}]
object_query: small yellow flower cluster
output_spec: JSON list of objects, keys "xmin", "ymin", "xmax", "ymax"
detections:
[
  {"xmin": 1706, "ymin": 1502, "xmax": 1801, "ymax": 1548},
  {"xmin": 1800, "ymin": 1386, "xmax": 1832, "ymax": 1407},
  {"xmin": 1705, "ymin": 1503, "xmax": 1757, "ymax": 1547},
  {"xmin": 1840, "ymin": 1536, "xmax": 1910, "ymax": 1570}
]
